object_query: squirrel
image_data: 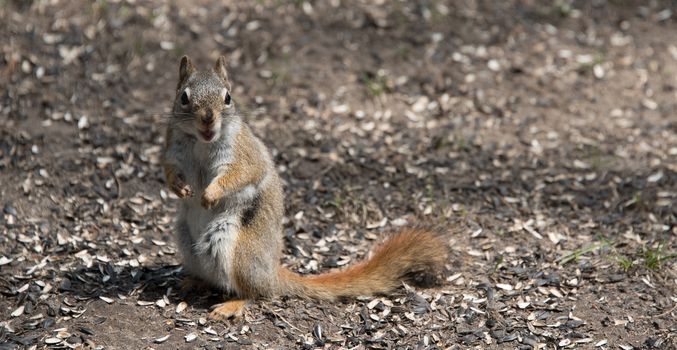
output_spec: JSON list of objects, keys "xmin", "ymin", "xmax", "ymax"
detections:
[{"xmin": 161, "ymin": 55, "xmax": 448, "ymax": 320}]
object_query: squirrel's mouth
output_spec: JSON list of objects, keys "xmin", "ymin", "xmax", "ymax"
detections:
[{"xmin": 199, "ymin": 129, "xmax": 216, "ymax": 142}]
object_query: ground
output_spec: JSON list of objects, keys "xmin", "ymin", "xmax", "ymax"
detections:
[{"xmin": 0, "ymin": 0, "xmax": 676, "ymax": 349}]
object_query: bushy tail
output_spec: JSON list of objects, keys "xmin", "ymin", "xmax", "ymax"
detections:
[{"xmin": 279, "ymin": 228, "xmax": 447, "ymax": 301}]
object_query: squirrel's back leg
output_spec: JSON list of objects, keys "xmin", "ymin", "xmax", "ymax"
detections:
[
  {"xmin": 231, "ymin": 192, "xmax": 284, "ymax": 298},
  {"xmin": 230, "ymin": 225, "xmax": 281, "ymax": 297}
]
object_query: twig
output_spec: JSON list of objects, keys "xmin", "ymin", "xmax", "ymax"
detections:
[
  {"xmin": 557, "ymin": 240, "xmax": 612, "ymax": 265},
  {"xmin": 112, "ymin": 169, "xmax": 122, "ymax": 199},
  {"xmin": 271, "ymin": 309, "xmax": 304, "ymax": 333},
  {"xmin": 639, "ymin": 303, "xmax": 677, "ymax": 319}
]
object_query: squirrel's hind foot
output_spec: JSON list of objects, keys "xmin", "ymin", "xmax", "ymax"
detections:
[{"xmin": 208, "ymin": 299, "xmax": 248, "ymax": 321}]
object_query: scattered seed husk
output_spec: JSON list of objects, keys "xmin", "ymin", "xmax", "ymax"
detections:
[
  {"xmin": 0, "ymin": 2, "xmax": 675, "ymax": 349},
  {"xmin": 11, "ymin": 305, "xmax": 25, "ymax": 317},
  {"xmin": 185, "ymin": 333, "xmax": 197, "ymax": 342},
  {"xmin": 203, "ymin": 327, "xmax": 217, "ymax": 336},
  {"xmin": 176, "ymin": 301, "xmax": 187, "ymax": 314},
  {"xmin": 45, "ymin": 337, "xmax": 62, "ymax": 344},
  {"xmin": 154, "ymin": 335, "xmax": 170, "ymax": 343}
]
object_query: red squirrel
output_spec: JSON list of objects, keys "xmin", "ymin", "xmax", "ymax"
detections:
[{"xmin": 161, "ymin": 55, "xmax": 448, "ymax": 320}]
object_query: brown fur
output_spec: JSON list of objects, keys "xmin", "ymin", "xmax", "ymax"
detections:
[
  {"xmin": 164, "ymin": 56, "xmax": 449, "ymax": 320},
  {"xmin": 278, "ymin": 228, "xmax": 447, "ymax": 300},
  {"xmin": 232, "ymin": 163, "xmax": 284, "ymax": 297},
  {"xmin": 177, "ymin": 56, "xmax": 196, "ymax": 90},
  {"xmin": 219, "ymin": 129, "xmax": 450, "ymax": 303},
  {"xmin": 216, "ymin": 128, "xmax": 267, "ymax": 191},
  {"xmin": 202, "ymin": 127, "xmax": 268, "ymax": 208}
]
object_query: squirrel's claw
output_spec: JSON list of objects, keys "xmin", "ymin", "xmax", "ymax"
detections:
[
  {"xmin": 171, "ymin": 182, "xmax": 193, "ymax": 198},
  {"xmin": 169, "ymin": 172, "xmax": 193, "ymax": 198}
]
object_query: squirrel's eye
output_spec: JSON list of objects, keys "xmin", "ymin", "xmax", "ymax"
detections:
[
  {"xmin": 224, "ymin": 92, "xmax": 231, "ymax": 106},
  {"xmin": 180, "ymin": 91, "xmax": 189, "ymax": 105}
]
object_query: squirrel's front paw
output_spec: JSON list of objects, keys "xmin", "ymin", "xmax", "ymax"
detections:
[
  {"xmin": 201, "ymin": 184, "xmax": 224, "ymax": 209},
  {"xmin": 170, "ymin": 176, "xmax": 194, "ymax": 198}
]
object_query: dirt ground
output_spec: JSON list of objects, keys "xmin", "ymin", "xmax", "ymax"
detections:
[{"xmin": 1, "ymin": 0, "xmax": 676, "ymax": 349}]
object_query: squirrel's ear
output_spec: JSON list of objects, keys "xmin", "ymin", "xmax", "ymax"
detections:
[
  {"xmin": 214, "ymin": 56, "xmax": 231, "ymax": 88},
  {"xmin": 178, "ymin": 55, "xmax": 195, "ymax": 87}
]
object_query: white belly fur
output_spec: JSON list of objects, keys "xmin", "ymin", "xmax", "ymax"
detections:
[
  {"xmin": 177, "ymin": 201, "xmax": 240, "ymax": 292},
  {"xmin": 175, "ymin": 181, "xmax": 264, "ymax": 293},
  {"xmin": 171, "ymin": 126, "xmax": 265, "ymax": 293}
]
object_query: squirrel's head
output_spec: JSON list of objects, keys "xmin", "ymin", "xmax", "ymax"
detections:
[{"xmin": 172, "ymin": 55, "xmax": 235, "ymax": 143}]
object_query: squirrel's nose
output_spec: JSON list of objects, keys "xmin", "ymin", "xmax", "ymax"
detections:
[{"xmin": 202, "ymin": 110, "xmax": 214, "ymax": 124}]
